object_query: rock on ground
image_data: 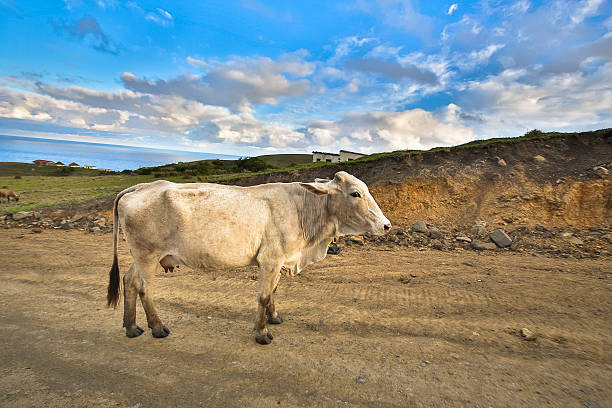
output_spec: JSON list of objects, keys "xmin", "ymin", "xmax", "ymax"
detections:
[
  {"xmin": 593, "ymin": 166, "xmax": 609, "ymax": 177},
  {"xmin": 521, "ymin": 328, "xmax": 537, "ymax": 341},
  {"xmin": 471, "ymin": 221, "xmax": 487, "ymax": 237},
  {"xmin": 12, "ymin": 211, "xmax": 31, "ymax": 221},
  {"xmin": 490, "ymin": 229, "xmax": 512, "ymax": 248},
  {"xmin": 471, "ymin": 241, "xmax": 498, "ymax": 250},
  {"xmin": 411, "ymin": 221, "xmax": 428, "ymax": 234},
  {"xmin": 428, "ymin": 226, "xmax": 442, "ymax": 239}
]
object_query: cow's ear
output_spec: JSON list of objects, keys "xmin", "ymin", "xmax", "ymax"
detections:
[
  {"xmin": 333, "ymin": 171, "xmax": 350, "ymax": 183},
  {"xmin": 299, "ymin": 183, "xmax": 329, "ymax": 195}
]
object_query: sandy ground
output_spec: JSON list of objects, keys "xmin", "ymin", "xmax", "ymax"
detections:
[{"xmin": 0, "ymin": 229, "xmax": 610, "ymax": 407}]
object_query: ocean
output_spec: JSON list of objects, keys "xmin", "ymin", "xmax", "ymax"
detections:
[{"xmin": 0, "ymin": 135, "xmax": 239, "ymax": 171}]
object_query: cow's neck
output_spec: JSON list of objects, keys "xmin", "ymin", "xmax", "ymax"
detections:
[{"xmin": 296, "ymin": 189, "xmax": 337, "ymax": 245}]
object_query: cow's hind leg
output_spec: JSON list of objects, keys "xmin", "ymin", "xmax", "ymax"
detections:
[
  {"xmin": 137, "ymin": 259, "xmax": 171, "ymax": 338},
  {"xmin": 266, "ymin": 273, "xmax": 283, "ymax": 325},
  {"xmin": 123, "ymin": 265, "xmax": 144, "ymax": 337},
  {"xmin": 254, "ymin": 262, "xmax": 282, "ymax": 345}
]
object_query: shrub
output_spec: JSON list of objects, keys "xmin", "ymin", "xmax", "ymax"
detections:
[
  {"xmin": 53, "ymin": 166, "xmax": 74, "ymax": 176},
  {"xmin": 236, "ymin": 157, "xmax": 273, "ymax": 172},
  {"xmin": 524, "ymin": 129, "xmax": 544, "ymax": 138}
]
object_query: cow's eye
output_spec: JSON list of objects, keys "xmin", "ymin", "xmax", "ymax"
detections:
[{"xmin": 350, "ymin": 192, "xmax": 361, "ymax": 198}]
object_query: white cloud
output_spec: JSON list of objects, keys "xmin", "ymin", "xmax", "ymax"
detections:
[
  {"xmin": 346, "ymin": 78, "xmax": 360, "ymax": 93},
  {"xmin": 156, "ymin": 8, "xmax": 172, "ymax": 20},
  {"xmin": 572, "ymin": 0, "xmax": 604, "ymax": 24},
  {"xmin": 448, "ymin": 3, "xmax": 458, "ymax": 15},
  {"xmin": 304, "ymin": 109, "xmax": 474, "ymax": 152},
  {"xmin": 146, "ymin": 7, "xmax": 173, "ymax": 26},
  {"xmin": 458, "ymin": 62, "xmax": 612, "ymax": 135},
  {"xmin": 129, "ymin": 52, "xmax": 314, "ymax": 111},
  {"xmin": 330, "ymin": 36, "xmax": 375, "ymax": 63}
]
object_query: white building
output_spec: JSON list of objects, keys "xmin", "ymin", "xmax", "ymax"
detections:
[
  {"xmin": 312, "ymin": 151, "xmax": 340, "ymax": 163},
  {"xmin": 312, "ymin": 150, "xmax": 366, "ymax": 163}
]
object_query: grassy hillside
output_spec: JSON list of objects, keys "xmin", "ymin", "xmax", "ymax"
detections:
[{"xmin": 258, "ymin": 154, "xmax": 312, "ymax": 168}]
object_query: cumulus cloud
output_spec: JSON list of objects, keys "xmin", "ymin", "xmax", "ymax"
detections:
[
  {"xmin": 304, "ymin": 108, "xmax": 473, "ymax": 152},
  {"xmin": 51, "ymin": 16, "xmax": 119, "ymax": 54},
  {"xmin": 0, "ymin": 87, "xmax": 125, "ymax": 130},
  {"xmin": 188, "ymin": 112, "xmax": 304, "ymax": 148},
  {"xmin": 458, "ymin": 62, "xmax": 612, "ymax": 135},
  {"xmin": 122, "ymin": 53, "xmax": 313, "ymax": 111},
  {"xmin": 346, "ymin": 58, "xmax": 438, "ymax": 84},
  {"xmin": 447, "ymin": 3, "xmax": 458, "ymax": 15}
]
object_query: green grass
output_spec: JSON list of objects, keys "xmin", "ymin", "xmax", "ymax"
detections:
[
  {"xmin": 0, "ymin": 172, "xmax": 252, "ymax": 213},
  {"xmin": 257, "ymin": 154, "xmax": 312, "ymax": 168}
]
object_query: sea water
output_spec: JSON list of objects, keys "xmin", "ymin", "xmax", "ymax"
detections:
[{"xmin": 0, "ymin": 135, "xmax": 239, "ymax": 171}]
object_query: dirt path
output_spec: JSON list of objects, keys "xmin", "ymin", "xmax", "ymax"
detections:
[{"xmin": 1, "ymin": 229, "xmax": 610, "ymax": 407}]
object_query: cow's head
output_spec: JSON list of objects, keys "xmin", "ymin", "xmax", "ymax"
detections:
[{"xmin": 300, "ymin": 171, "xmax": 391, "ymax": 235}]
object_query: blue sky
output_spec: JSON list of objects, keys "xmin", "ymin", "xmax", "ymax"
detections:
[{"xmin": 0, "ymin": 0, "xmax": 611, "ymax": 156}]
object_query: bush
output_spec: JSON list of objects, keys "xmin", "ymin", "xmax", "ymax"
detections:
[
  {"xmin": 236, "ymin": 157, "xmax": 273, "ymax": 172},
  {"xmin": 53, "ymin": 166, "xmax": 75, "ymax": 176},
  {"xmin": 524, "ymin": 129, "xmax": 544, "ymax": 138}
]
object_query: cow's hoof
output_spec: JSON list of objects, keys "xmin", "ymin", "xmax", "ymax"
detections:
[
  {"xmin": 267, "ymin": 314, "xmax": 283, "ymax": 324},
  {"xmin": 126, "ymin": 326, "xmax": 144, "ymax": 338},
  {"xmin": 152, "ymin": 326, "xmax": 171, "ymax": 338},
  {"xmin": 255, "ymin": 332, "xmax": 274, "ymax": 345}
]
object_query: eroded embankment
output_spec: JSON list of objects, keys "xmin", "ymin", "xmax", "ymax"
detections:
[{"xmin": 371, "ymin": 175, "xmax": 611, "ymax": 228}]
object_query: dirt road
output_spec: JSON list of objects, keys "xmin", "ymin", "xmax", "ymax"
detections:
[{"xmin": 1, "ymin": 229, "xmax": 610, "ymax": 407}]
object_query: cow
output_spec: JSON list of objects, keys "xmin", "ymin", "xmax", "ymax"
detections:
[
  {"xmin": 0, "ymin": 189, "xmax": 19, "ymax": 202},
  {"xmin": 107, "ymin": 171, "xmax": 391, "ymax": 344}
]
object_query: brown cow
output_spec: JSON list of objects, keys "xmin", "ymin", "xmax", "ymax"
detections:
[{"xmin": 0, "ymin": 189, "xmax": 19, "ymax": 202}]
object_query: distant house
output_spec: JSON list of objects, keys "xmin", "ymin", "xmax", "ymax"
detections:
[
  {"xmin": 33, "ymin": 159, "xmax": 55, "ymax": 166},
  {"xmin": 312, "ymin": 151, "xmax": 340, "ymax": 163},
  {"xmin": 83, "ymin": 165, "xmax": 97, "ymax": 170},
  {"xmin": 55, "ymin": 161, "xmax": 65, "ymax": 166},
  {"xmin": 312, "ymin": 150, "xmax": 366, "ymax": 163},
  {"xmin": 69, "ymin": 162, "xmax": 80, "ymax": 168},
  {"xmin": 339, "ymin": 150, "xmax": 366, "ymax": 161},
  {"xmin": 99, "ymin": 168, "xmax": 112, "ymax": 172}
]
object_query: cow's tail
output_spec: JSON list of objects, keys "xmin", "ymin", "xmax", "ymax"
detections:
[{"xmin": 107, "ymin": 185, "xmax": 139, "ymax": 308}]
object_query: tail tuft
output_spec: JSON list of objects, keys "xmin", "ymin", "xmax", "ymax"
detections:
[{"xmin": 107, "ymin": 255, "xmax": 120, "ymax": 308}]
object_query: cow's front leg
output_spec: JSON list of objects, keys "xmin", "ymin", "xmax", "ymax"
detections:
[
  {"xmin": 254, "ymin": 263, "xmax": 282, "ymax": 345},
  {"xmin": 266, "ymin": 273, "xmax": 283, "ymax": 325}
]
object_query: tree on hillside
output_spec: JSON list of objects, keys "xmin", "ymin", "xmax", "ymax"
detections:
[{"xmin": 235, "ymin": 157, "xmax": 273, "ymax": 172}]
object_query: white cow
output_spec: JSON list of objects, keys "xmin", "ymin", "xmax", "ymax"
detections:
[{"xmin": 107, "ymin": 171, "xmax": 391, "ymax": 344}]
